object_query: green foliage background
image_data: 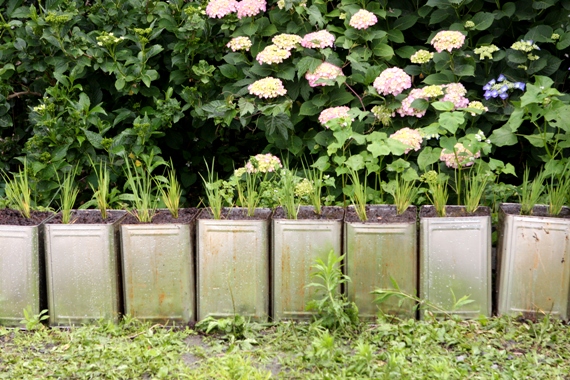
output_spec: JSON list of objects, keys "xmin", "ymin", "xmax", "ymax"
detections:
[{"xmin": 0, "ymin": 0, "xmax": 569, "ymax": 207}]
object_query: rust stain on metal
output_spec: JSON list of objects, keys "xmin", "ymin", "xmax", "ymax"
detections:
[{"xmin": 159, "ymin": 293, "xmax": 165, "ymax": 305}]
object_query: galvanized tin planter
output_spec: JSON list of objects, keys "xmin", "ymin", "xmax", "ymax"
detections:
[
  {"xmin": 344, "ymin": 205, "xmax": 417, "ymax": 320},
  {"xmin": 497, "ymin": 203, "xmax": 570, "ymax": 320},
  {"xmin": 419, "ymin": 205, "xmax": 492, "ymax": 319},
  {"xmin": 197, "ymin": 208, "xmax": 270, "ymax": 321},
  {"xmin": 0, "ymin": 210, "xmax": 54, "ymax": 327},
  {"xmin": 45, "ymin": 210, "xmax": 125, "ymax": 326},
  {"xmin": 120, "ymin": 208, "xmax": 199, "ymax": 324},
  {"xmin": 272, "ymin": 206, "xmax": 344, "ymax": 321}
]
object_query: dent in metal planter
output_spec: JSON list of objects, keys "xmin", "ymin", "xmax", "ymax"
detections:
[
  {"xmin": 45, "ymin": 210, "xmax": 124, "ymax": 326},
  {"xmin": 272, "ymin": 206, "xmax": 344, "ymax": 321},
  {"xmin": 197, "ymin": 208, "xmax": 270, "ymax": 321},
  {"xmin": 497, "ymin": 204, "xmax": 570, "ymax": 320},
  {"xmin": 419, "ymin": 206, "xmax": 491, "ymax": 319},
  {"xmin": 121, "ymin": 209, "xmax": 197, "ymax": 324},
  {"xmin": 0, "ymin": 212, "xmax": 52, "ymax": 327},
  {"xmin": 344, "ymin": 205, "xmax": 417, "ymax": 320}
]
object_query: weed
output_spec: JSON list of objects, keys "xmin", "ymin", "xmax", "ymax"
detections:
[{"xmin": 19, "ymin": 309, "xmax": 49, "ymax": 331}]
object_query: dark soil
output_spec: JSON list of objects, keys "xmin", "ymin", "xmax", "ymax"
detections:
[
  {"xmin": 0, "ymin": 209, "xmax": 54, "ymax": 226},
  {"xmin": 273, "ymin": 206, "xmax": 344, "ymax": 220},
  {"xmin": 198, "ymin": 207, "xmax": 271, "ymax": 220},
  {"xmin": 345, "ymin": 205, "xmax": 416, "ymax": 224},
  {"xmin": 122, "ymin": 208, "xmax": 200, "ymax": 224},
  {"xmin": 420, "ymin": 205, "xmax": 491, "ymax": 218},
  {"xmin": 500, "ymin": 203, "xmax": 570, "ymax": 218},
  {"xmin": 47, "ymin": 210, "xmax": 125, "ymax": 225}
]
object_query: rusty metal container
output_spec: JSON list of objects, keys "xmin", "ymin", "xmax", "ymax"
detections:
[
  {"xmin": 45, "ymin": 210, "xmax": 125, "ymax": 326},
  {"xmin": 196, "ymin": 208, "xmax": 270, "ymax": 321},
  {"xmin": 497, "ymin": 204, "xmax": 570, "ymax": 319},
  {"xmin": 344, "ymin": 205, "xmax": 417, "ymax": 320},
  {"xmin": 272, "ymin": 206, "xmax": 344, "ymax": 321},
  {"xmin": 120, "ymin": 208, "xmax": 198, "ymax": 324},
  {"xmin": 0, "ymin": 211, "xmax": 53, "ymax": 327},
  {"xmin": 419, "ymin": 205, "xmax": 491, "ymax": 319}
]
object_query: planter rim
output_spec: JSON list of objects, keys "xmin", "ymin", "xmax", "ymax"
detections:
[
  {"xmin": 345, "ymin": 204, "xmax": 417, "ymax": 224},
  {"xmin": 273, "ymin": 205, "xmax": 344, "ymax": 221},
  {"xmin": 420, "ymin": 204, "xmax": 491, "ymax": 218},
  {"xmin": 198, "ymin": 207, "xmax": 272, "ymax": 221},
  {"xmin": 0, "ymin": 209, "xmax": 55, "ymax": 227},
  {"xmin": 121, "ymin": 207, "xmax": 199, "ymax": 225},
  {"xmin": 46, "ymin": 209, "xmax": 126, "ymax": 226},
  {"xmin": 499, "ymin": 202, "xmax": 570, "ymax": 219}
]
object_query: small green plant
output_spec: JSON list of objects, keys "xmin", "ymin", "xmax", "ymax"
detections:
[
  {"xmin": 346, "ymin": 166, "xmax": 368, "ymax": 221},
  {"xmin": 392, "ymin": 174, "xmax": 419, "ymax": 215},
  {"xmin": 123, "ymin": 153, "xmax": 162, "ymax": 223},
  {"xmin": 199, "ymin": 158, "xmax": 224, "ymax": 220},
  {"xmin": 302, "ymin": 159, "xmax": 327, "ymax": 215},
  {"xmin": 463, "ymin": 165, "xmax": 491, "ymax": 213},
  {"xmin": 1, "ymin": 159, "xmax": 32, "ymax": 218},
  {"xmin": 519, "ymin": 167, "xmax": 546, "ymax": 215},
  {"xmin": 546, "ymin": 170, "xmax": 570, "ymax": 216},
  {"xmin": 56, "ymin": 166, "xmax": 79, "ymax": 224},
  {"xmin": 422, "ymin": 171, "xmax": 449, "ymax": 217},
  {"xmin": 306, "ymin": 250, "xmax": 359, "ymax": 330},
  {"xmin": 278, "ymin": 166, "xmax": 299, "ymax": 220},
  {"xmin": 20, "ymin": 309, "xmax": 49, "ymax": 331},
  {"xmin": 159, "ymin": 162, "xmax": 182, "ymax": 219},
  {"xmin": 89, "ymin": 159, "xmax": 112, "ymax": 219},
  {"xmin": 235, "ymin": 170, "xmax": 261, "ymax": 217}
]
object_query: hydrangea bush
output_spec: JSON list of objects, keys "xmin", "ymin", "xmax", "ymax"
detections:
[{"xmin": 0, "ymin": 0, "xmax": 569, "ymax": 207}]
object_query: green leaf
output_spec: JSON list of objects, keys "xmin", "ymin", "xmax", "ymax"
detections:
[
  {"xmin": 386, "ymin": 29, "xmax": 405, "ymax": 43},
  {"xmin": 299, "ymin": 101, "xmax": 320, "ymax": 116},
  {"xmin": 470, "ymin": 12, "xmax": 494, "ymax": 31},
  {"xmin": 306, "ymin": 5, "xmax": 325, "ymax": 28},
  {"xmin": 219, "ymin": 64, "xmax": 238, "ymax": 79},
  {"xmin": 372, "ymin": 43, "xmax": 394, "ymax": 59},
  {"xmin": 452, "ymin": 64, "xmax": 475, "ymax": 77},
  {"xmin": 557, "ymin": 33, "xmax": 570, "ymax": 50},
  {"xmin": 83, "ymin": 129, "xmax": 104, "ymax": 149},
  {"xmin": 432, "ymin": 101, "xmax": 455, "ymax": 111},
  {"xmin": 525, "ymin": 25, "xmax": 553, "ymax": 43},
  {"xmin": 438, "ymin": 112, "xmax": 465, "ymax": 134},
  {"xmin": 367, "ymin": 141, "xmax": 391, "ymax": 157},
  {"xmin": 115, "ymin": 77, "xmax": 126, "ymax": 91},
  {"xmin": 327, "ymin": 90, "xmax": 354, "ymax": 106},
  {"xmin": 297, "ymin": 56, "xmax": 322, "ymax": 79},
  {"xmin": 423, "ymin": 72, "xmax": 454, "ymax": 84},
  {"xmin": 393, "ymin": 15, "xmax": 418, "ymax": 30},
  {"xmin": 275, "ymin": 66, "xmax": 296, "ymax": 81},
  {"xmin": 489, "ymin": 125, "xmax": 518, "ymax": 146},
  {"xmin": 396, "ymin": 46, "xmax": 417, "ymax": 59},
  {"xmin": 266, "ymin": 114, "xmax": 293, "ymax": 139},
  {"xmin": 417, "ymin": 147, "xmax": 442, "ymax": 170}
]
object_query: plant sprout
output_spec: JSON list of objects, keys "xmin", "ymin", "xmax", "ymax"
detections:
[
  {"xmin": 56, "ymin": 166, "xmax": 79, "ymax": 224},
  {"xmin": 392, "ymin": 174, "xmax": 418, "ymax": 215},
  {"xmin": 278, "ymin": 167, "xmax": 299, "ymax": 220},
  {"xmin": 1, "ymin": 159, "xmax": 32, "ymax": 219},
  {"xmin": 199, "ymin": 159, "xmax": 224, "ymax": 220},
  {"xmin": 422, "ymin": 170, "xmax": 449, "ymax": 217},
  {"xmin": 235, "ymin": 169, "xmax": 261, "ymax": 217},
  {"xmin": 123, "ymin": 155, "xmax": 159, "ymax": 223},
  {"xmin": 159, "ymin": 161, "xmax": 182, "ymax": 219},
  {"xmin": 346, "ymin": 166, "xmax": 367, "ymax": 221},
  {"xmin": 546, "ymin": 170, "xmax": 570, "ymax": 216},
  {"xmin": 519, "ymin": 167, "xmax": 545, "ymax": 215},
  {"xmin": 89, "ymin": 159, "xmax": 112, "ymax": 219},
  {"xmin": 463, "ymin": 165, "xmax": 491, "ymax": 213},
  {"xmin": 302, "ymin": 159, "xmax": 326, "ymax": 215}
]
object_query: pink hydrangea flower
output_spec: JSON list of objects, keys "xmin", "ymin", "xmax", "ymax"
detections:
[
  {"xmin": 206, "ymin": 0, "xmax": 238, "ymax": 18},
  {"xmin": 272, "ymin": 34, "xmax": 302, "ymax": 50},
  {"xmin": 430, "ymin": 30, "xmax": 466, "ymax": 53},
  {"xmin": 236, "ymin": 0, "xmax": 266, "ymax": 19},
  {"xmin": 318, "ymin": 106, "xmax": 352, "ymax": 127},
  {"xmin": 442, "ymin": 83, "xmax": 469, "ymax": 109},
  {"xmin": 256, "ymin": 45, "xmax": 291, "ymax": 65},
  {"xmin": 301, "ymin": 30, "xmax": 335, "ymax": 49},
  {"xmin": 248, "ymin": 77, "xmax": 287, "ymax": 98},
  {"xmin": 373, "ymin": 67, "xmax": 412, "ymax": 96},
  {"xmin": 389, "ymin": 127, "xmax": 423, "ymax": 154},
  {"xmin": 439, "ymin": 143, "xmax": 481, "ymax": 169},
  {"xmin": 305, "ymin": 62, "xmax": 344, "ymax": 87},
  {"xmin": 226, "ymin": 36, "xmax": 252, "ymax": 51},
  {"xmin": 397, "ymin": 88, "xmax": 429, "ymax": 118},
  {"xmin": 349, "ymin": 9, "xmax": 378, "ymax": 30}
]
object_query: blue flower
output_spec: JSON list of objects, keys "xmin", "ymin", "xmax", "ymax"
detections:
[
  {"xmin": 483, "ymin": 84, "xmax": 491, "ymax": 91},
  {"xmin": 497, "ymin": 74, "xmax": 506, "ymax": 82},
  {"xmin": 488, "ymin": 79, "xmax": 496, "ymax": 86},
  {"xmin": 484, "ymin": 91, "xmax": 492, "ymax": 100},
  {"xmin": 499, "ymin": 92, "xmax": 509, "ymax": 100},
  {"xmin": 513, "ymin": 82, "xmax": 526, "ymax": 91},
  {"xmin": 499, "ymin": 85, "xmax": 508, "ymax": 93},
  {"xmin": 491, "ymin": 90, "xmax": 499, "ymax": 98}
]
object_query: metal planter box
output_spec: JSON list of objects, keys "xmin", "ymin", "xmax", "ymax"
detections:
[
  {"xmin": 272, "ymin": 206, "xmax": 344, "ymax": 321},
  {"xmin": 197, "ymin": 208, "xmax": 270, "ymax": 321},
  {"xmin": 419, "ymin": 205, "xmax": 491, "ymax": 319},
  {"xmin": 120, "ymin": 209, "xmax": 198, "ymax": 324},
  {"xmin": 497, "ymin": 204, "xmax": 570, "ymax": 320},
  {"xmin": 45, "ymin": 210, "xmax": 125, "ymax": 326},
  {"xmin": 0, "ymin": 210, "xmax": 53, "ymax": 327},
  {"xmin": 344, "ymin": 205, "xmax": 417, "ymax": 320}
]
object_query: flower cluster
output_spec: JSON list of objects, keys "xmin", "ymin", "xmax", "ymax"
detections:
[
  {"xmin": 245, "ymin": 153, "xmax": 282, "ymax": 173},
  {"xmin": 421, "ymin": 85, "xmax": 444, "ymax": 98},
  {"xmin": 373, "ymin": 67, "xmax": 412, "ymax": 96},
  {"xmin": 474, "ymin": 130, "xmax": 490, "ymax": 144},
  {"xmin": 483, "ymin": 74, "xmax": 525, "ymax": 100},
  {"xmin": 397, "ymin": 88, "xmax": 430, "ymax": 118},
  {"xmin": 474, "ymin": 44, "xmax": 499, "ymax": 60},
  {"xmin": 349, "ymin": 9, "xmax": 378, "ymax": 30},
  {"xmin": 248, "ymin": 77, "xmax": 287, "ymax": 98},
  {"xmin": 410, "ymin": 49, "xmax": 434, "ymax": 64},
  {"xmin": 439, "ymin": 143, "xmax": 481, "ymax": 169},
  {"xmin": 96, "ymin": 32, "xmax": 125, "ymax": 47},
  {"xmin": 301, "ymin": 30, "xmax": 335, "ymax": 49},
  {"xmin": 256, "ymin": 45, "xmax": 291, "ymax": 65},
  {"xmin": 236, "ymin": 0, "xmax": 266, "ymax": 18},
  {"xmin": 390, "ymin": 127, "xmax": 423, "ymax": 154},
  {"xmin": 295, "ymin": 178, "xmax": 314, "ymax": 198},
  {"xmin": 205, "ymin": 0, "xmax": 238, "ymax": 18},
  {"xmin": 464, "ymin": 20, "xmax": 475, "ymax": 29},
  {"xmin": 467, "ymin": 101, "xmax": 488, "ymax": 116},
  {"xmin": 318, "ymin": 106, "xmax": 352, "ymax": 127},
  {"xmin": 305, "ymin": 62, "xmax": 344, "ymax": 87},
  {"xmin": 442, "ymin": 83, "xmax": 469, "ymax": 109},
  {"xmin": 272, "ymin": 34, "xmax": 302, "ymax": 50},
  {"xmin": 226, "ymin": 36, "xmax": 252, "ymax": 52},
  {"xmin": 430, "ymin": 30, "xmax": 466, "ymax": 53},
  {"xmin": 371, "ymin": 105, "xmax": 393, "ymax": 127},
  {"xmin": 511, "ymin": 39, "xmax": 541, "ymax": 63}
]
